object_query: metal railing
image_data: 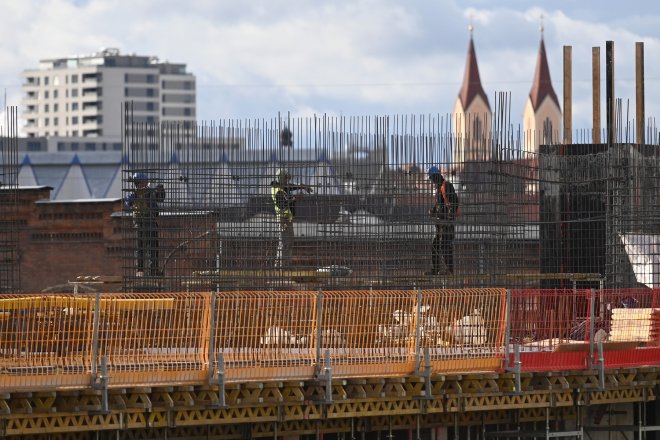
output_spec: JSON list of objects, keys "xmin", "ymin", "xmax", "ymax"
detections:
[{"xmin": 0, "ymin": 287, "xmax": 657, "ymax": 392}]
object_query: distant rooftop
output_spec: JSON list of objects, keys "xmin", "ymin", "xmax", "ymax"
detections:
[{"xmin": 34, "ymin": 48, "xmax": 187, "ymax": 74}]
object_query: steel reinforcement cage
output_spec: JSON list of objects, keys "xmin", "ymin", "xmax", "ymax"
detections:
[
  {"xmin": 0, "ymin": 107, "xmax": 20, "ymax": 293},
  {"xmin": 120, "ymin": 99, "xmax": 660, "ymax": 293}
]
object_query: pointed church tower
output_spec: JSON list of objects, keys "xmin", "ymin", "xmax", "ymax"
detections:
[
  {"xmin": 453, "ymin": 26, "xmax": 492, "ymax": 165},
  {"xmin": 523, "ymin": 26, "xmax": 561, "ymax": 153}
]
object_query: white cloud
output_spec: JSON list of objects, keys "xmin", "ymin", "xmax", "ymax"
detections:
[{"xmin": 0, "ymin": 0, "xmax": 659, "ymax": 137}]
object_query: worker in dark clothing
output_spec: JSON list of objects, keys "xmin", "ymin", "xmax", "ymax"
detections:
[
  {"xmin": 271, "ymin": 168, "xmax": 312, "ymax": 268},
  {"xmin": 124, "ymin": 172, "xmax": 166, "ymax": 276},
  {"xmin": 426, "ymin": 166, "xmax": 459, "ymax": 276}
]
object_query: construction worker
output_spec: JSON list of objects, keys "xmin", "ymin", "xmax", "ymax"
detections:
[
  {"xmin": 271, "ymin": 168, "xmax": 312, "ymax": 268},
  {"xmin": 124, "ymin": 172, "xmax": 166, "ymax": 276},
  {"xmin": 426, "ymin": 166, "xmax": 459, "ymax": 276}
]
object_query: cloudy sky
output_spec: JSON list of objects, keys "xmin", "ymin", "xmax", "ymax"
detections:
[{"xmin": 1, "ymin": 0, "xmax": 659, "ymax": 133}]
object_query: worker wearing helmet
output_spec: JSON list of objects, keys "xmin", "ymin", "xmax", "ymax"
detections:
[
  {"xmin": 271, "ymin": 168, "xmax": 312, "ymax": 268},
  {"xmin": 426, "ymin": 166, "xmax": 459, "ymax": 276},
  {"xmin": 124, "ymin": 172, "xmax": 166, "ymax": 276}
]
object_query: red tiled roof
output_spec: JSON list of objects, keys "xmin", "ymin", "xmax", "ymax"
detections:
[
  {"xmin": 529, "ymin": 38, "xmax": 560, "ymax": 110},
  {"xmin": 458, "ymin": 37, "xmax": 490, "ymax": 111}
]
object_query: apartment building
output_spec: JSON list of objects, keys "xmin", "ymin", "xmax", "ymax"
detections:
[{"xmin": 22, "ymin": 48, "xmax": 196, "ymax": 139}]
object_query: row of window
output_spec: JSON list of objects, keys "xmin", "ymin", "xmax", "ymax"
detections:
[
  {"xmin": 25, "ymin": 129, "xmax": 105, "ymax": 137},
  {"xmin": 56, "ymin": 141, "xmax": 122, "ymax": 151},
  {"xmin": 26, "ymin": 73, "xmax": 100, "ymax": 87},
  {"xmin": 29, "ymin": 115, "xmax": 103, "ymax": 127},
  {"xmin": 36, "ymin": 102, "xmax": 101, "ymax": 113},
  {"xmin": 26, "ymin": 87, "xmax": 99, "ymax": 100}
]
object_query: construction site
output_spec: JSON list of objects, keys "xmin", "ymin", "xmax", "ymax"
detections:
[{"xmin": 0, "ymin": 40, "xmax": 658, "ymax": 439}]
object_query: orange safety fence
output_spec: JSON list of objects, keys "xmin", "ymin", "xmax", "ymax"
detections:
[
  {"xmin": 317, "ymin": 289, "xmax": 417, "ymax": 378},
  {"xmin": 213, "ymin": 290, "xmax": 317, "ymax": 381},
  {"xmin": 0, "ymin": 295, "xmax": 95, "ymax": 390},
  {"xmin": 97, "ymin": 292, "xmax": 211, "ymax": 386},
  {"xmin": 420, "ymin": 288, "xmax": 506, "ymax": 372},
  {"xmin": 0, "ymin": 288, "xmax": 657, "ymax": 391},
  {"xmin": 214, "ymin": 288, "xmax": 508, "ymax": 381}
]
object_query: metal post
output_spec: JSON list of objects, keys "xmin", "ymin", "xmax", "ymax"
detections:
[
  {"xmin": 423, "ymin": 347, "xmax": 432, "ymax": 399},
  {"xmin": 635, "ymin": 42, "xmax": 645, "ymax": 145},
  {"xmin": 606, "ymin": 41, "xmax": 615, "ymax": 146},
  {"xmin": 589, "ymin": 288, "xmax": 595, "ymax": 368},
  {"xmin": 324, "ymin": 349, "xmax": 332, "ymax": 404},
  {"xmin": 91, "ymin": 291, "xmax": 101, "ymax": 382},
  {"xmin": 207, "ymin": 292, "xmax": 217, "ymax": 384},
  {"xmin": 504, "ymin": 289, "xmax": 511, "ymax": 370},
  {"xmin": 217, "ymin": 353, "xmax": 226, "ymax": 408},
  {"xmin": 315, "ymin": 288, "xmax": 323, "ymax": 377},
  {"xmin": 414, "ymin": 287, "xmax": 422, "ymax": 373},
  {"xmin": 597, "ymin": 341, "xmax": 605, "ymax": 390},
  {"xmin": 514, "ymin": 344, "xmax": 521, "ymax": 394}
]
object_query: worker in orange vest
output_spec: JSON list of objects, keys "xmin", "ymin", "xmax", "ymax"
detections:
[{"xmin": 426, "ymin": 166, "xmax": 459, "ymax": 276}]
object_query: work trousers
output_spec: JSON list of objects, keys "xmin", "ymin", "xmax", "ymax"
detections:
[
  {"xmin": 432, "ymin": 224, "xmax": 455, "ymax": 274},
  {"xmin": 135, "ymin": 220, "xmax": 159, "ymax": 275},
  {"xmin": 275, "ymin": 218, "xmax": 294, "ymax": 269}
]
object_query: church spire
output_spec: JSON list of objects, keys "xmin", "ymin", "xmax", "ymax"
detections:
[
  {"xmin": 458, "ymin": 27, "xmax": 490, "ymax": 111},
  {"xmin": 528, "ymin": 32, "xmax": 559, "ymax": 110}
]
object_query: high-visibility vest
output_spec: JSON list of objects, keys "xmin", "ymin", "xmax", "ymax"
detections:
[
  {"xmin": 440, "ymin": 181, "xmax": 450, "ymax": 207},
  {"xmin": 272, "ymin": 186, "xmax": 293, "ymax": 222}
]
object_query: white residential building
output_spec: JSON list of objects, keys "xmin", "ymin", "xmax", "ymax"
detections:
[{"xmin": 22, "ymin": 48, "xmax": 196, "ymax": 139}]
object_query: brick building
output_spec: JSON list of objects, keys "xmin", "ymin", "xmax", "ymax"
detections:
[{"xmin": 1, "ymin": 187, "xmax": 122, "ymax": 292}]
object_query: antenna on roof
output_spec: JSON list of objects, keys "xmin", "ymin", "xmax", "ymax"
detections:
[{"xmin": 540, "ymin": 14, "xmax": 545, "ymax": 35}]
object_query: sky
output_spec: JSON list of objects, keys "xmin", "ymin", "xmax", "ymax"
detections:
[{"xmin": 1, "ymin": 0, "xmax": 660, "ymax": 134}]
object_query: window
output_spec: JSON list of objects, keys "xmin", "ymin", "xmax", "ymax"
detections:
[
  {"xmin": 72, "ymin": 103, "xmax": 78, "ymax": 111},
  {"xmin": 71, "ymin": 89, "xmax": 78, "ymax": 97},
  {"xmin": 53, "ymin": 90, "xmax": 58, "ymax": 98},
  {"xmin": 71, "ymin": 142, "xmax": 79, "ymax": 151},
  {"xmin": 44, "ymin": 76, "xmax": 49, "ymax": 86},
  {"xmin": 27, "ymin": 141, "xmax": 42, "ymax": 151},
  {"xmin": 53, "ymin": 103, "xmax": 58, "ymax": 112},
  {"xmin": 44, "ymin": 104, "xmax": 49, "ymax": 112},
  {"xmin": 112, "ymin": 142, "xmax": 122, "ymax": 151},
  {"xmin": 57, "ymin": 142, "xmax": 66, "ymax": 151},
  {"xmin": 72, "ymin": 130, "xmax": 78, "ymax": 136},
  {"xmin": 72, "ymin": 116, "xmax": 78, "ymax": 125},
  {"xmin": 44, "ymin": 90, "xmax": 49, "ymax": 99},
  {"xmin": 85, "ymin": 142, "xmax": 95, "ymax": 151},
  {"xmin": 44, "ymin": 117, "xmax": 49, "ymax": 126},
  {"xmin": 71, "ymin": 74, "xmax": 78, "ymax": 83},
  {"xmin": 53, "ymin": 117, "xmax": 58, "ymax": 125}
]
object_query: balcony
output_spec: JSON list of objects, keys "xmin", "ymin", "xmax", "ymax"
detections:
[{"xmin": 81, "ymin": 102, "xmax": 101, "ymax": 116}]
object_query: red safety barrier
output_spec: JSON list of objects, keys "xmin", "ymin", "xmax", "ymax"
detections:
[
  {"xmin": 508, "ymin": 288, "xmax": 660, "ymax": 371},
  {"xmin": 508, "ymin": 289, "xmax": 592, "ymax": 371}
]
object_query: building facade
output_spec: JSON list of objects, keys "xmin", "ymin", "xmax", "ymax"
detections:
[{"xmin": 22, "ymin": 48, "xmax": 196, "ymax": 139}]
